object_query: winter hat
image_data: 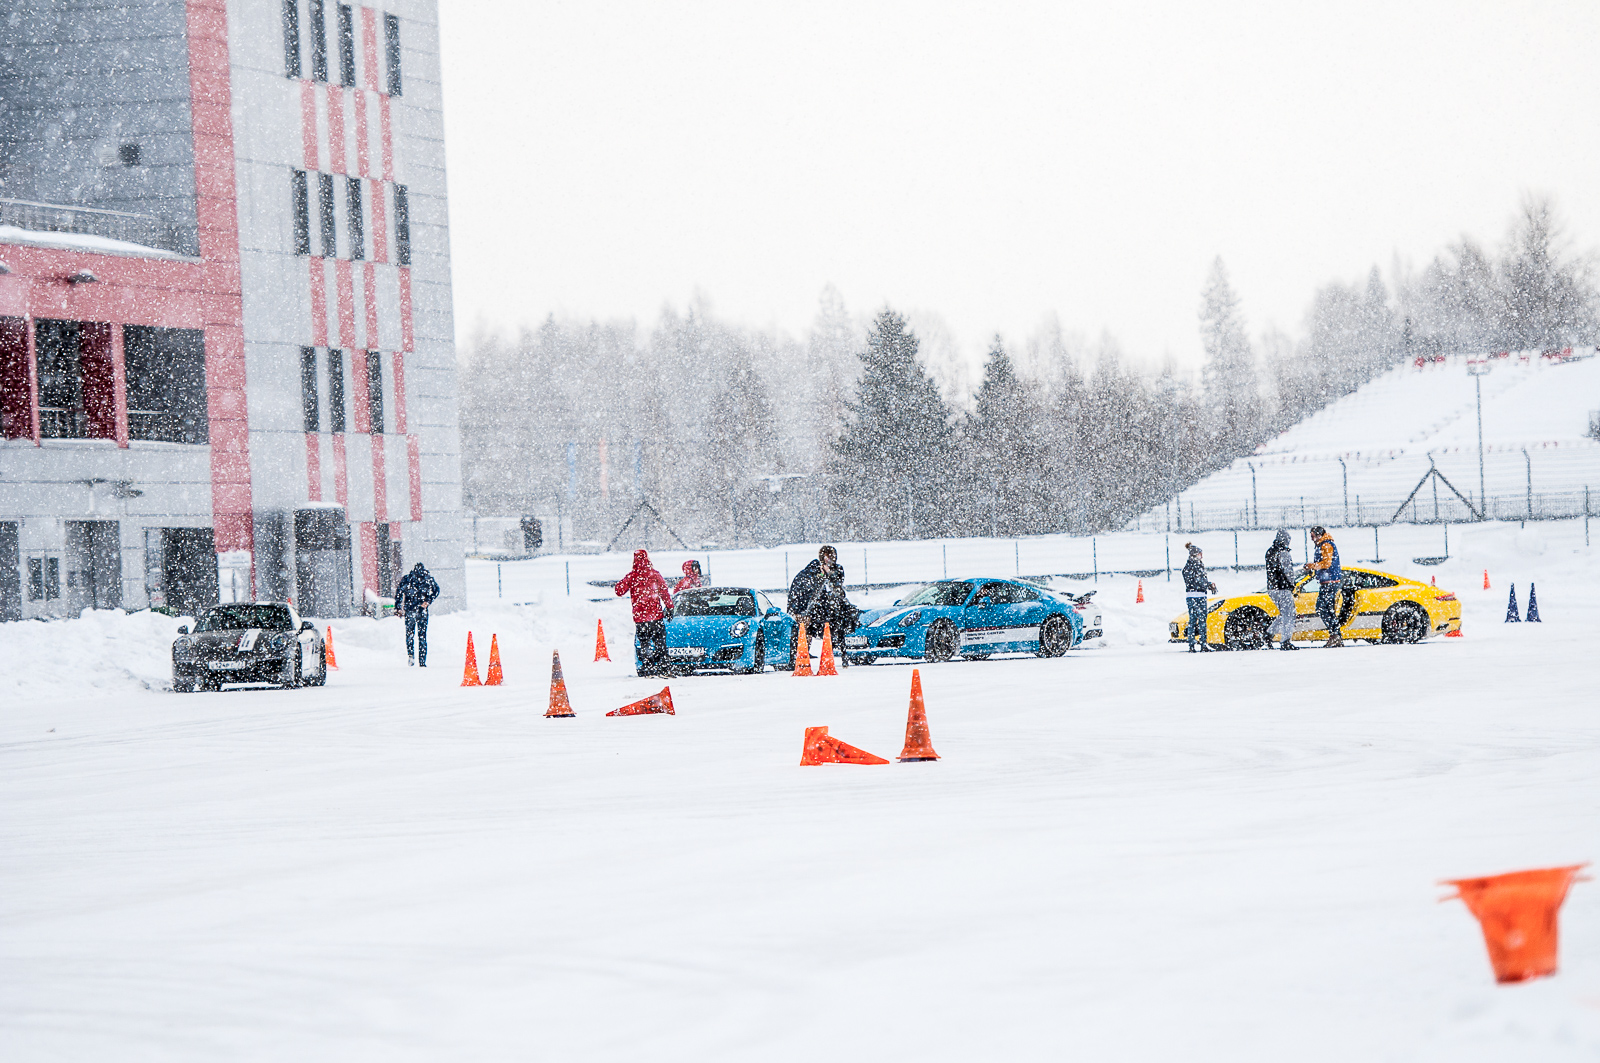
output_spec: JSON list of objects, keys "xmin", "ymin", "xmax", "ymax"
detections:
[{"xmin": 1186, "ymin": 542, "xmax": 1202, "ymax": 556}]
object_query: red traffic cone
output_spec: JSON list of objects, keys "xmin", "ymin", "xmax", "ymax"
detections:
[
  {"xmin": 1483, "ymin": 569, "xmax": 1491, "ymax": 590},
  {"xmin": 546, "ymin": 651, "xmax": 576, "ymax": 717},
  {"xmin": 1442, "ymin": 864, "xmax": 1589, "ymax": 983},
  {"xmin": 324, "ymin": 626, "xmax": 339, "ymax": 669},
  {"xmin": 798, "ymin": 725, "xmax": 888, "ymax": 765},
  {"xmin": 817, "ymin": 623, "xmax": 839, "ymax": 675},
  {"xmin": 897, "ymin": 668, "xmax": 940, "ymax": 762},
  {"xmin": 792, "ymin": 621, "xmax": 812, "ymax": 676},
  {"xmin": 461, "ymin": 632, "xmax": 482, "ymax": 687},
  {"xmin": 1136, "ymin": 580, "xmax": 1144, "ymax": 604},
  {"xmin": 484, "ymin": 634, "xmax": 504, "ymax": 685},
  {"xmin": 607, "ymin": 686, "xmax": 675, "ymax": 716},
  {"xmin": 594, "ymin": 619, "xmax": 611, "ymax": 662},
  {"xmin": 1431, "ymin": 575, "xmax": 1436, "ymax": 586}
]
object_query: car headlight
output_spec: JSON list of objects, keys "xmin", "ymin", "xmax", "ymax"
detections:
[
  {"xmin": 173, "ymin": 637, "xmax": 194, "ymax": 658},
  {"xmin": 730, "ymin": 620, "xmax": 750, "ymax": 637},
  {"xmin": 898, "ymin": 611, "xmax": 922, "ymax": 627},
  {"xmin": 269, "ymin": 633, "xmax": 292, "ymax": 651}
]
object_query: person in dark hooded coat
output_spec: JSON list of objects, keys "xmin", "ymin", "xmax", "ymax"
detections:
[
  {"xmin": 787, "ymin": 545, "xmax": 859, "ymax": 648},
  {"xmin": 1265, "ymin": 529, "xmax": 1299, "ymax": 650},
  {"xmin": 395, "ymin": 562, "xmax": 440, "ymax": 666},
  {"xmin": 615, "ymin": 549, "xmax": 674, "ymax": 675}
]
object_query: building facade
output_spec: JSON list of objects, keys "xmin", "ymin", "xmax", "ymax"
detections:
[{"xmin": 0, "ymin": 0, "xmax": 463, "ymax": 620}]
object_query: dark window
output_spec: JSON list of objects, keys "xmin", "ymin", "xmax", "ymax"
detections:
[
  {"xmin": 309, "ymin": 0, "xmax": 328, "ymax": 82},
  {"xmin": 118, "ymin": 143, "xmax": 141, "ymax": 166},
  {"xmin": 384, "ymin": 13, "xmax": 402, "ymax": 96},
  {"xmin": 123, "ymin": 326, "xmax": 208, "ymax": 444},
  {"xmin": 1, "ymin": 315, "xmax": 30, "ymax": 440},
  {"xmin": 318, "ymin": 172, "xmax": 336, "ymax": 257},
  {"xmin": 197, "ymin": 604, "xmax": 295, "ymax": 632},
  {"xmin": 337, "ymin": 4, "xmax": 356, "ymax": 87},
  {"xmin": 327, "ymin": 350, "xmax": 346, "ymax": 433},
  {"xmin": 393, "ymin": 184, "xmax": 411, "ymax": 265},
  {"xmin": 35, "ymin": 319, "xmax": 87, "ymax": 439},
  {"xmin": 28, "ymin": 556, "xmax": 62, "ymax": 601},
  {"xmin": 291, "ymin": 170, "xmax": 311, "ymax": 255},
  {"xmin": 283, "ymin": 0, "xmax": 301, "ymax": 78},
  {"xmin": 300, "ymin": 347, "xmax": 319, "ymax": 432},
  {"xmin": 376, "ymin": 523, "xmax": 393, "ymax": 595},
  {"xmin": 366, "ymin": 351, "xmax": 384, "ymax": 433},
  {"xmin": 346, "ymin": 176, "xmax": 364, "ymax": 261}
]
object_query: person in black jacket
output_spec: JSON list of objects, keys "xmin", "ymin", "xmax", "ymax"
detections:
[
  {"xmin": 394, "ymin": 562, "xmax": 440, "ymax": 666},
  {"xmin": 1265, "ymin": 529, "xmax": 1299, "ymax": 650},
  {"xmin": 1182, "ymin": 542, "xmax": 1217, "ymax": 652},
  {"xmin": 787, "ymin": 545, "xmax": 859, "ymax": 648}
]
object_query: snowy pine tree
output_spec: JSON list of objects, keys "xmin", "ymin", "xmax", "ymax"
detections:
[
  {"xmin": 961, "ymin": 338, "xmax": 1052, "ymax": 535},
  {"xmin": 1197, "ymin": 258, "xmax": 1262, "ymax": 452}
]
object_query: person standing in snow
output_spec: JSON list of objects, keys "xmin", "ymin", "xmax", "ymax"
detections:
[
  {"xmin": 615, "ymin": 549, "xmax": 674, "ymax": 676},
  {"xmin": 1182, "ymin": 543, "xmax": 1217, "ymax": 652},
  {"xmin": 394, "ymin": 562, "xmax": 440, "ymax": 666},
  {"xmin": 671, "ymin": 560, "xmax": 704, "ymax": 597},
  {"xmin": 788, "ymin": 545, "xmax": 859, "ymax": 647},
  {"xmin": 1265, "ymin": 529, "xmax": 1299, "ymax": 651},
  {"xmin": 1302, "ymin": 526, "xmax": 1344, "ymax": 647}
]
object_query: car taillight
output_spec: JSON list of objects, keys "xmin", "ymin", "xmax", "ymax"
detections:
[
  {"xmin": 1436, "ymin": 592, "xmax": 1457, "ymax": 601},
  {"xmin": 1073, "ymin": 605, "xmax": 1084, "ymax": 612}
]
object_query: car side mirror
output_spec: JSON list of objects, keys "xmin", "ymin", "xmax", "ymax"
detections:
[
  {"xmin": 766, "ymin": 607, "xmax": 780, "ymax": 617},
  {"xmin": 177, "ymin": 624, "xmax": 189, "ymax": 635},
  {"xmin": 300, "ymin": 621, "xmax": 314, "ymax": 632}
]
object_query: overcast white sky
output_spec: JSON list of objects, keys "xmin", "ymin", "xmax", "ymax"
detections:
[{"xmin": 437, "ymin": 0, "xmax": 1600, "ymax": 376}]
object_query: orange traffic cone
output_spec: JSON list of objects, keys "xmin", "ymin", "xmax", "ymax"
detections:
[
  {"xmin": 594, "ymin": 619, "xmax": 611, "ymax": 662},
  {"xmin": 461, "ymin": 632, "xmax": 482, "ymax": 687},
  {"xmin": 798, "ymin": 725, "xmax": 888, "ymax": 765},
  {"xmin": 897, "ymin": 668, "xmax": 940, "ymax": 762},
  {"xmin": 817, "ymin": 623, "xmax": 839, "ymax": 675},
  {"xmin": 1483, "ymin": 569, "xmax": 1491, "ymax": 590},
  {"xmin": 792, "ymin": 622, "xmax": 812, "ymax": 676},
  {"xmin": 1442, "ymin": 865, "xmax": 1589, "ymax": 983},
  {"xmin": 607, "ymin": 686, "xmax": 675, "ymax": 716},
  {"xmin": 1431, "ymin": 575, "xmax": 1436, "ymax": 586},
  {"xmin": 484, "ymin": 635, "xmax": 504, "ymax": 685},
  {"xmin": 546, "ymin": 651, "xmax": 575, "ymax": 717},
  {"xmin": 1136, "ymin": 580, "xmax": 1144, "ymax": 604},
  {"xmin": 325, "ymin": 626, "xmax": 338, "ymax": 669}
]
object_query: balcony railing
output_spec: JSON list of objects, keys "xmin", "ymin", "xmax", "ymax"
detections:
[{"xmin": 0, "ymin": 197, "xmax": 186, "ymax": 255}]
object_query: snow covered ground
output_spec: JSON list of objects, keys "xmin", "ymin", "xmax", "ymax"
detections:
[{"xmin": 3, "ymin": 519, "xmax": 1597, "ymax": 1060}]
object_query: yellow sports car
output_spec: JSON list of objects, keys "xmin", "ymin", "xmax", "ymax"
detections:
[{"xmin": 1169, "ymin": 565, "xmax": 1462, "ymax": 649}]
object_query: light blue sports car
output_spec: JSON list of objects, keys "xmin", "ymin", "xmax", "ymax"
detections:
[
  {"xmin": 663, "ymin": 586, "xmax": 798, "ymax": 674},
  {"xmin": 842, "ymin": 578, "xmax": 1084, "ymax": 664}
]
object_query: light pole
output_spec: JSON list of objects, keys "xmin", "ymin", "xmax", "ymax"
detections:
[
  {"xmin": 1247, "ymin": 461, "xmax": 1257, "ymax": 528},
  {"xmin": 1338, "ymin": 457, "xmax": 1348, "ymax": 526},
  {"xmin": 1467, "ymin": 361, "xmax": 1491, "ymax": 519}
]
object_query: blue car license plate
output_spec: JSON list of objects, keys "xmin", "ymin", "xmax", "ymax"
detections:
[{"xmin": 667, "ymin": 647, "xmax": 704, "ymax": 658}]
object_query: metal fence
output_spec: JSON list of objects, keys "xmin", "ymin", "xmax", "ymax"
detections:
[
  {"xmin": 0, "ymin": 197, "xmax": 186, "ymax": 255},
  {"xmin": 1134, "ymin": 488, "xmax": 1595, "ymax": 534}
]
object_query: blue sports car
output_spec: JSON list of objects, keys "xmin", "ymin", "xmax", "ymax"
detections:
[
  {"xmin": 842, "ymin": 578, "xmax": 1084, "ymax": 664},
  {"xmin": 663, "ymin": 586, "xmax": 798, "ymax": 674}
]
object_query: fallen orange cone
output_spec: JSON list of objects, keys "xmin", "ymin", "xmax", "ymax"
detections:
[
  {"xmin": 1442, "ymin": 864, "xmax": 1588, "ymax": 984},
  {"xmin": 817, "ymin": 622, "xmax": 838, "ymax": 675},
  {"xmin": 325, "ymin": 626, "xmax": 339, "ymax": 669},
  {"xmin": 594, "ymin": 619, "xmax": 611, "ymax": 662},
  {"xmin": 792, "ymin": 621, "xmax": 812, "ymax": 676},
  {"xmin": 798, "ymin": 725, "xmax": 888, "ymax": 765},
  {"xmin": 607, "ymin": 686, "xmax": 675, "ymax": 716},
  {"xmin": 546, "ymin": 650, "xmax": 575, "ymax": 717},
  {"xmin": 461, "ymin": 631, "xmax": 482, "ymax": 687},
  {"xmin": 897, "ymin": 668, "xmax": 940, "ymax": 762},
  {"xmin": 485, "ymin": 634, "xmax": 504, "ymax": 686},
  {"xmin": 1136, "ymin": 580, "xmax": 1144, "ymax": 604}
]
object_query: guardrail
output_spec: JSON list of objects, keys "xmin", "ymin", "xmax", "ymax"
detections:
[
  {"xmin": 1136, "ymin": 489, "xmax": 1594, "ymax": 534},
  {"xmin": 0, "ymin": 197, "xmax": 186, "ymax": 255}
]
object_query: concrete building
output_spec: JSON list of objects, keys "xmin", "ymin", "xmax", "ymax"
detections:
[{"xmin": 0, "ymin": 0, "xmax": 463, "ymax": 621}]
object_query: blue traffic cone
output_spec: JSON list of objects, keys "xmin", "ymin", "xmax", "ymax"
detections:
[
  {"xmin": 1504, "ymin": 584, "xmax": 1521, "ymax": 623},
  {"xmin": 1526, "ymin": 583, "xmax": 1541, "ymax": 623}
]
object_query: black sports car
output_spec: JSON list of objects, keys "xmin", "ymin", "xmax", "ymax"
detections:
[{"xmin": 172, "ymin": 602, "xmax": 328, "ymax": 692}]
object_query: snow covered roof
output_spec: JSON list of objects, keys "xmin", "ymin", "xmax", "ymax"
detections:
[{"xmin": 0, "ymin": 224, "xmax": 189, "ymax": 261}]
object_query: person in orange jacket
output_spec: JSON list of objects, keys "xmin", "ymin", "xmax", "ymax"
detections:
[{"xmin": 1303, "ymin": 526, "xmax": 1345, "ymax": 647}]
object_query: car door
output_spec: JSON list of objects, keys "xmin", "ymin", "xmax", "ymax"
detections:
[
  {"xmin": 960, "ymin": 581, "xmax": 1036, "ymax": 653},
  {"xmin": 995, "ymin": 583, "xmax": 1049, "ymax": 650},
  {"xmin": 1293, "ymin": 575, "xmax": 1323, "ymax": 635},
  {"xmin": 755, "ymin": 591, "xmax": 792, "ymax": 665}
]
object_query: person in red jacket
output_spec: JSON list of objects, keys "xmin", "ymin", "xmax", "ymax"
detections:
[
  {"xmin": 672, "ymin": 560, "xmax": 704, "ymax": 596},
  {"xmin": 615, "ymin": 549, "xmax": 674, "ymax": 675}
]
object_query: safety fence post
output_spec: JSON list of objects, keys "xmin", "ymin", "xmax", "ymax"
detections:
[{"xmin": 565, "ymin": 561, "xmax": 570, "ymax": 597}]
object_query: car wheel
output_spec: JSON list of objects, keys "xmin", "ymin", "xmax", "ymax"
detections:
[
  {"xmin": 1223, "ymin": 608, "xmax": 1270, "ymax": 650},
  {"xmin": 967, "ymin": 652, "xmax": 992, "ymax": 661},
  {"xmin": 924, "ymin": 620, "xmax": 960, "ymax": 662},
  {"xmin": 742, "ymin": 634, "xmax": 766, "ymax": 674},
  {"xmin": 287, "ymin": 647, "xmax": 303, "ymax": 688},
  {"xmin": 1036, "ymin": 613, "xmax": 1071, "ymax": 657},
  {"xmin": 855, "ymin": 655, "xmax": 878, "ymax": 666},
  {"xmin": 1381, "ymin": 601, "xmax": 1429, "ymax": 644},
  {"xmin": 311, "ymin": 644, "xmax": 328, "ymax": 686}
]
